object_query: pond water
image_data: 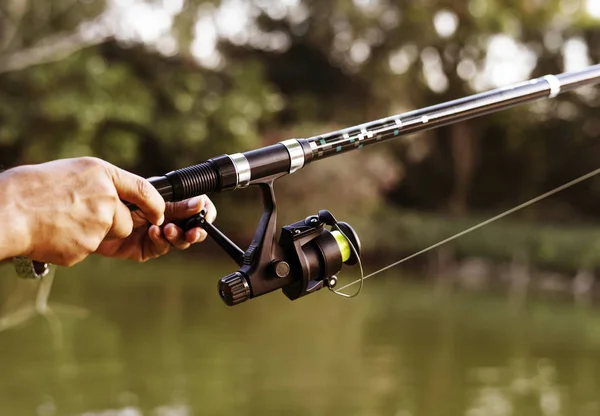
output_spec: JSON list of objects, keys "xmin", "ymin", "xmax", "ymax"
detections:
[{"xmin": 1, "ymin": 256, "xmax": 600, "ymax": 416}]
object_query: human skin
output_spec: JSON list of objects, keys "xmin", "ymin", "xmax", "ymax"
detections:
[{"xmin": 0, "ymin": 157, "xmax": 216, "ymax": 266}]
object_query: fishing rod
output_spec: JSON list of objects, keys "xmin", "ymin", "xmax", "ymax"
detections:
[{"xmin": 137, "ymin": 64, "xmax": 600, "ymax": 307}]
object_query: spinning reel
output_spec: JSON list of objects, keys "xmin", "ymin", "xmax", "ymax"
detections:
[{"xmin": 183, "ymin": 180, "xmax": 361, "ymax": 306}]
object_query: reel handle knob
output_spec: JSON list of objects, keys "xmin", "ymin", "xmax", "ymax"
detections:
[{"xmin": 218, "ymin": 272, "xmax": 251, "ymax": 306}]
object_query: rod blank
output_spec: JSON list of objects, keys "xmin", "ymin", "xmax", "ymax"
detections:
[
  {"xmin": 305, "ymin": 64, "xmax": 600, "ymax": 161},
  {"xmin": 140, "ymin": 65, "xmax": 600, "ymax": 205}
]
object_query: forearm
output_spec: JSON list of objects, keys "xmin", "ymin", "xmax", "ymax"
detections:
[{"xmin": 0, "ymin": 168, "xmax": 31, "ymax": 261}]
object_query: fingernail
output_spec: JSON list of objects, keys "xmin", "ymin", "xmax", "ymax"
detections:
[
  {"xmin": 166, "ymin": 226, "xmax": 177, "ymax": 238},
  {"xmin": 158, "ymin": 215, "xmax": 165, "ymax": 226},
  {"xmin": 188, "ymin": 198, "xmax": 201, "ymax": 210}
]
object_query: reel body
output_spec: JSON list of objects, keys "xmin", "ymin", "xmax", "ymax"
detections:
[{"xmin": 184, "ymin": 181, "xmax": 360, "ymax": 306}]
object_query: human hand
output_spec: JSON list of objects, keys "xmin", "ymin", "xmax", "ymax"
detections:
[
  {"xmin": 0, "ymin": 157, "xmax": 167, "ymax": 266},
  {"xmin": 94, "ymin": 195, "xmax": 216, "ymax": 261}
]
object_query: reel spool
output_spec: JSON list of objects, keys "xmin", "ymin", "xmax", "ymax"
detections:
[{"xmin": 183, "ymin": 181, "xmax": 361, "ymax": 306}]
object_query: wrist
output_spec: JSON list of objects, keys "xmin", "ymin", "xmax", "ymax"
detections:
[{"xmin": 0, "ymin": 167, "xmax": 33, "ymax": 260}]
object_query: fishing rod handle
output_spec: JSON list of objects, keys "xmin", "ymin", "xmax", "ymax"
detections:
[
  {"xmin": 126, "ymin": 160, "xmax": 221, "ymax": 210},
  {"xmin": 127, "ymin": 140, "xmax": 313, "ymax": 210}
]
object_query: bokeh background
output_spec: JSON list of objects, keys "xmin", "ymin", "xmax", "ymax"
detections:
[{"xmin": 3, "ymin": 0, "xmax": 600, "ymax": 415}]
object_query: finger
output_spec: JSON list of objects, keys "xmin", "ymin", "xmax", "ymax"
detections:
[
  {"xmin": 201, "ymin": 195, "xmax": 217, "ymax": 223},
  {"xmin": 107, "ymin": 164, "xmax": 165, "ymax": 226},
  {"xmin": 185, "ymin": 228, "xmax": 208, "ymax": 244},
  {"xmin": 164, "ymin": 196, "xmax": 206, "ymax": 221},
  {"xmin": 147, "ymin": 225, "xmax": 171, "ymax": 258},
  {"xmin": 130, "ymin": 208, "xmax": 150, "ymax": 228},
  {"xmin": 106, "ymin": 201, "xmax": 134, "ymax": 239},
  {"xmin": 163, "ymin": 223, "xmax": 191, "ymax": 250}
]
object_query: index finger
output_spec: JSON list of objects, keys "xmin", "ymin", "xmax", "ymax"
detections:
[{"xmin": 107, "ymin": 165, "xmax": 165, "ymax": 226}]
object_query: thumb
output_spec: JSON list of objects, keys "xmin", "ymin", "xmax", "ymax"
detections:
[
  {"xmin": 107, "ymin": 164, "xmax": 165, "ymax": 226},
  {"xmin": 164, "ymin": 196, "xmax": 206, "ymax": 221}
]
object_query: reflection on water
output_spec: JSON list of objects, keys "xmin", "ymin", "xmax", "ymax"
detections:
[{"xmin": 1, "ymin": 256, "xmax": 600, "ymax": 416}]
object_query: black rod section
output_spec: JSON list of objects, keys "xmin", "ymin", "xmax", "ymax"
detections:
[{"xmin": 305, "ymin": 64, "xmax": 600, "ymax": 161}]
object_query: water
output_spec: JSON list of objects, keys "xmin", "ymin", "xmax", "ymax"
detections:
[{"xmin": 1, "ymin": 256, "xmax": 600, "ymax": 416}]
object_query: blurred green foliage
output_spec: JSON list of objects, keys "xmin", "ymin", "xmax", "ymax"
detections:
[{"xmin": 2, "ymin": 0, "xmax": 600, "ymax": 269}]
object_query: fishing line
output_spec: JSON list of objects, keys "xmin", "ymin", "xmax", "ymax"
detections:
[{"xmin": 333, "ymin": 166, "xmax": 600, "ymax": 295}]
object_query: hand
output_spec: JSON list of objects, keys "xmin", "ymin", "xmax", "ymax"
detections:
[
  {"xmin": 94, "ymin": 195, "xmax": 216, "ymax": 261},
  {"xmin": 0, "ymin": 157, "xmax": 166, "ymax": 266}
]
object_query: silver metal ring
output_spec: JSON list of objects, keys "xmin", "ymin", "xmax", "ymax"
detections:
[
  {"xmin": 228, "ymin": 153, "xmax": 251, "ymax": 188},
  {"xmin": 280, "ymin": 139, "xmax": 305, "ymax": 173},
  {"xmin": 308, "ymin": 140, "xmax": 320, "ymax": 157},
  {"xmin": 542, "ymin": 75, "xmax": 561, "ymax": 98}
]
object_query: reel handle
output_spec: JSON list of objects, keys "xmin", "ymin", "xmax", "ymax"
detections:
[{"xmin": 183, "ymin": 210, "xmax": 244, "ymax": 266}]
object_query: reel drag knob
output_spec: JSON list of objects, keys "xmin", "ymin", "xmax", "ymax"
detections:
[{"xmin": 218, "ymin": 272, "xmax": 251, "ymax": 306}]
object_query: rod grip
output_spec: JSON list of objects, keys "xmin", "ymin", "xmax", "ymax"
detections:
[
  {"xmin": 165, "ymin": 160, "xmax": 220, "ymax": 200},
  {"xmin": 126, "ymin": 161, "xmax": 220, "ymax": 211}
]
